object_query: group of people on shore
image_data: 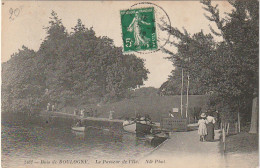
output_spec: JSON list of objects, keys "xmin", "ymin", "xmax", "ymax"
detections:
[
  {"xmin": 198, "ymin": 111, "xmax": 219, "ymax": 142},
  {"xmin": 74, "ymin": 108, "xmax": 98, "ymax": 118},
  {"xmin": 46, "ymin": 103, "xmax": 57, "ymax": 112}
]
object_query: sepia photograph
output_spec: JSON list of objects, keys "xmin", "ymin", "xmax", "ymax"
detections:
[{"xmin": 1, "ymin": 1, "xmax": 259, "ymax": 168}]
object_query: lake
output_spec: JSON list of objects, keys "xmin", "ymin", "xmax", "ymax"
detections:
[{"xmin": 1, "ymin": 115, "xmax": 154, "ymax": 168}]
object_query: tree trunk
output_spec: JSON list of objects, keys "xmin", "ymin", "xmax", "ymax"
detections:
[{"xmin": 249, "ymin": 96, "xmax": 258, "ymax": 134}]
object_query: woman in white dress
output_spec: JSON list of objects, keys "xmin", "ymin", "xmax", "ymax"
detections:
[{"xmin": 198, "ymin": 113, "xmax": 207, "ymax": 142}]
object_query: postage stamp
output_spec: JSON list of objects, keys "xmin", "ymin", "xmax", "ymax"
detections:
[{"xmin": 120, "ymin": 7, "xmax": 157, "ymax": 52}]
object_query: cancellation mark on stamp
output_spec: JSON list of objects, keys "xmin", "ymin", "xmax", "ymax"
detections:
[{"xmin": 120, "ymin": 2, "xmax": 171, "ymax": 54}]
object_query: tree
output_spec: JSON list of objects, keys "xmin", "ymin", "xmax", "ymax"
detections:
[
  {"xmin": 201, "ymin": 0, "xmax": 258, "ymax": 132},
  {"xmin": 159, "ymin": 30, "xmax": 217, "ymax": 96},
  {"xmin": 2, "ymin": 46, "xmax": 44, "ymax": 113},
  {"xmin": 159, "ymin": 0, "xmax": 258, "ymax": 131},
  {"xmin": 2, "ymin": 12, "xmax": 150, "ymax": 113}
]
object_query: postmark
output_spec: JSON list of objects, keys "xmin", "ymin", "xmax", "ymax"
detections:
[{"xmin": 120, "ymin": 2, "xmax": 171, "ymax": 54}]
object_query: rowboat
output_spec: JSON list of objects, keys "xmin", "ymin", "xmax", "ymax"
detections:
[
  {"xmin": 71, "ymin": 126, "xmax": 85, "ymax": 132},
  {"xmin": 123, "ymin": 121, "xmax": 153, "ymax": 134},
  {"xmin": 123, "ymin": 121, "xmax": 136, "ymax": 133}
]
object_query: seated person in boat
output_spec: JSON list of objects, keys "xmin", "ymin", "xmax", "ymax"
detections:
[
  {"xmin": 123, "ymin": 117, "xmax": 133, "ymax": 126},
  {"xmin": 139, "ymin": 117, "xmax": 147, "ymax": 124},
  {"xmin": 139, "ymin": 115, "xmax": 153, "ymax": 125},
  {"xmin": 135, "ymin": 113, "xmax": 142, "ymax": 121},
  {"xmin": 75, "ymin": 120, "xmax": 82, "ymax": 127},
  {"xmin": 144, "ymin": 114, "xmax": 152, "ymax": 123}
]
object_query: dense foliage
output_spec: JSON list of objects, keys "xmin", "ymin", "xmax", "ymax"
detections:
[
  {"xmin": 159, "ymin": 0, "xmax": 258, "ymax": 122},
  {"xmin": 2, "ymin": 11, "xmax": 149, "ymax": 113}
]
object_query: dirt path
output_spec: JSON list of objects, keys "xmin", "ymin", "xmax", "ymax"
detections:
[
  {"xmin": 141, "ymin": 130, "xmax": 224, "ymax": 168},
  {"xmin": 140, "ymin": 130, "xmax": 258, "ymax": 168}
]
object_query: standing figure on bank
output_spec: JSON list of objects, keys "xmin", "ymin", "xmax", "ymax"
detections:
[
  {"xmin": 198, "ymin": 113, "xmax": 207, "ymax": 142},
  {"xmin": 47, "ymin": 103, "xmax": 51, "ymax": 111},
  {"xmin": 109, "ymin": 111, "xmax": 114, "ymax": 120},
  {"xmin": 52, "ymin": 104, "xmax": 55, "ymax": 112}
]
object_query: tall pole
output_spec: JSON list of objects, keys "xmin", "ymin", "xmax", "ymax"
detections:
[
  {"xmin": 186, "ymin": 72, "xmax": 189, "ymax": 118},
  {"xmin": 181, "ymin": 68, "xmax": 184, "ymax": 117},
  {"xmin": 186, "ymin": 57, "xmax": 190, "ymax": 119}
]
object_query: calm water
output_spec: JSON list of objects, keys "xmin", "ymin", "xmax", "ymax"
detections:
[{"xmin": 1, "ymin": 118, "xmax": 154, "ymax": 168}]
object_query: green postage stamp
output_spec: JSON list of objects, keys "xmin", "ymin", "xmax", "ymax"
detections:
[{"xmin": 120, "ymin": 7, "xmax": 157, "ymax": 52}]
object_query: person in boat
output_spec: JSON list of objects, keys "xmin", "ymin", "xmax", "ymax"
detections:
[
  {"xmin": 139, "ymin": 117, "xmax": 147, "ymax": 124},
  {"xmin": 75, "ymin": 120, "xmax": 82, "ymax": 127},
  {"xmin": 123, "ymin": 117, "xmax": 132, "ymax": 126},
  {"xmin": 144, "ymin": 114, "xmax": 152, "ymax": 124},
  {"xmin": 135, "ymin": 113, "xmax": 142, "ymax": 121}
]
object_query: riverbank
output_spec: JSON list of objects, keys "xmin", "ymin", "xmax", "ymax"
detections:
[
  {"xmin": 225, "ymin": 132, "xmax": 258, "ymax": 153},
  {"xmin": 215, "ymin": 122, "xmax": 259, "ymax": 168},
  {"xmin": 59, "ymin": 95, "xmax": 207, "ymax": 122},
  {"xmin": 221, "ymin": 123, "xmax": 259, "ymax": 168}
]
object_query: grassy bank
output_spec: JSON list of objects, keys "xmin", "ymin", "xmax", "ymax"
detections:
[
  {"xmin": 224, "ymin": 132, "xmax": 258, "ymax": 153},
  {"xmin": 223, "ymin": 123, "xmax": 259, "ymax": 153},
  {"xmin": 61, "ymin": 95, "xmax": 208, "ymax": 122}
]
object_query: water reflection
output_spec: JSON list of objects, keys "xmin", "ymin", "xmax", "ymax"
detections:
[{"xmin": 2, "ymin": 123, "xmax": 154, "ymax": 167}]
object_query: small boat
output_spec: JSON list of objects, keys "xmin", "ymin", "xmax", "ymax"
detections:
[
  {"xmin": 123, "ymin": 121, "xmax": 136, "ymax": 133},
  {"xmin": 123, "ymin": 121, "xmax": 153, "ymax": 134},
  {"xmin": 71, "ymin": 126, "xmax": 85, "ymax": 132}
]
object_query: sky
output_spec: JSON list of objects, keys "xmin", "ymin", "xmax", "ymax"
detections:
[{"xmin": 2, "ymin": 1, "xmax": 232, "ymax": 88}]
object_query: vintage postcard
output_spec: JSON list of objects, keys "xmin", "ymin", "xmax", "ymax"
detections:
[{"xmin": 1, "ymin": 1, "xmax": 259, "ymax": 168}]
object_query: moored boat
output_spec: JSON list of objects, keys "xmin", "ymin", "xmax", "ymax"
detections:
[
  {"xmin": 123, "ymin": 122, "xmax": 136, "ymax": 133},
  {"xmin": 123, "ymin": 121, "xmax": 153, "ymax": 134},
  {"xmin": 71, "ymin": 126, "xmax": 85, "ymax": 132},
  {"xmin": 136, "ymin": 122, "xmax": 152, "ymax": 135}
]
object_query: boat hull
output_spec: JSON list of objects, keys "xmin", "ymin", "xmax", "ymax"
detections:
[
  {"xmin": 123, "ymin": 123, "xmax": 136, "ymax": 133},
  {"xmin": 71, "ymin": 126, "xmax": 85, "ymax": 132},
  {"xmin": 123, "ymin": 122, "xmax": 152, "ymax": 135}
]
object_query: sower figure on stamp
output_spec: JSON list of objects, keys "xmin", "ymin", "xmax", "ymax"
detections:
[{"xmin": 127, "ymin": 11, "xmax": 151, "ymax": 47}]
